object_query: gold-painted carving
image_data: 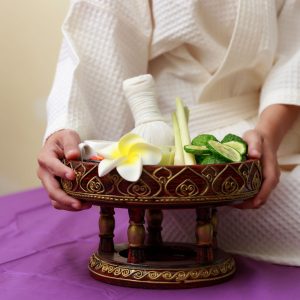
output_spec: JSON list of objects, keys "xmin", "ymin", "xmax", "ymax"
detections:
[
  {"xmin": 127, "ymin": 179, "xmax": 151, "ymax": 197},
  {"xmin": 252, "ymin": 171, "xmax": 261, "ymax": 191},
  {"xmin": 222, "ymin": 176, "xmax": 239, "ymax": 194},
  {"xmin": 87, "ymin": 176, "xmax": 105, "ymax": 193},
  {"xmin": 89, "ymin": 254, "xmax": 236, "ymax": 283},
  {"xmin": 61, "ymin": 178, "xmax": 73, "ymax": 192},
  {"xmin": 202, "ymin": 166, "xmax": 218, "ymax": 182},
  {"xmin": 61, "ymin": 160, "xmax": 262, "ymax": 206},
  {"xmin": 176, "ymin": 179, "xmax": 199, "ymax": 197},
  {"xmin": 152, "ymin": 167, "xmax": 173, "ymax": 185}
]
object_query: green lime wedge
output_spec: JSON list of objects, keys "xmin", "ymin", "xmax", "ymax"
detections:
[
  {"xmin": 221, "ymin": 133, "xmax": 245, "ymax": 144},
  {"xmin": 200, "ymin": 155, "xmax": 228, "ymax": 165},
  {"xmin": 223, "ymin": 141, "xmax": 247, "ymax": 155},
  {"xmin": 184, "ymin": 145, "xmax": 211, "ymax": 155},
  {"xmin": 207, "ymin": 140, "xmax": 242, "ymax": 162},
  {"xmin": 192, "ymin": 134, "xmax": 218, "ymax": 147}
]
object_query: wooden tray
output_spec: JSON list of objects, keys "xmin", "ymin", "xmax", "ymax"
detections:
[{"xmin": 60, "ymin": 159, "xmax": 262, "ymax": 289}]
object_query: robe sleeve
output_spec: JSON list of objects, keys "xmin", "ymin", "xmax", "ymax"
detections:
[
  {"xmin": 260, "ymin": 0, "xmax": 300, "ymax": 113},
  {"xmin": 44, "ymin": 0, "xmax": 152, "ymax": 142}
]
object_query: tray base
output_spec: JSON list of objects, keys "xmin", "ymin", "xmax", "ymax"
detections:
[{"xmin": 88, "ymin": 243, "xmax": 236, "ymax": 289}]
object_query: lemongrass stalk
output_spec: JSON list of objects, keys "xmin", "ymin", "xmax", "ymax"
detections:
[
  {"xmin": 184, "ymin": 106, "xmax": 189, "ymax": 122},
  {"xmin": 158, "ymin": 146, "xmax": 175, "ymax": 165},
  {"xmin": 175, "ymin": 97, "xmax": 196, "ymax": 165},
  {"xmin": 172, "ymin": 112, "xmax": 184, "ymax": 165}
]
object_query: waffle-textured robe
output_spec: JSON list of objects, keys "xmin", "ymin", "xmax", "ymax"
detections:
[{"xmin": 46, "ymin": 0, "xmax": 300, "ymax": 265}]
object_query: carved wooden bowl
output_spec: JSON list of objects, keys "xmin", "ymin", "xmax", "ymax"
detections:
[
  {"xmin": 61, "ymin": 159, "xmax": 262, "ymax": 208},
  {"xmin": 60, "ymin": 159, "xmax": 262, "ymax": 289}
]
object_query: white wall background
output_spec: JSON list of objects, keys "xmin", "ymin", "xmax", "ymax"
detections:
[{"xmin": 0, "ymin": 0, "xmax": 70, "ymax": 195}]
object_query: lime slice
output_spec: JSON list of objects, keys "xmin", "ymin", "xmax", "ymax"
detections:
[
  {"xmin": 223, "ymin": 141, "xmax": 247, "ymax": 155},
  {"xmin": 207, "ymin": 140, "xmax": 242, "ymax": 162},
  {"xmin": 200, "ymin": 155, "xmax": 228, "ymax": 165},
  {"xmin": 221, "ymin": 133, "xmax": 245, "ymax": 144},
  {"xmin": 184, "ymin": 145, "xmax": 211, "ymax": 155},
  {"xmin": 192, "ymin": 134, "xmax": 218, "ymax": 147}
]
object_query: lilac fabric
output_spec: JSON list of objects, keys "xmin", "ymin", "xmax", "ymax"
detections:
[{"xmin": 1, "ymin": 188, "xmax": 300, "ymax": 300}]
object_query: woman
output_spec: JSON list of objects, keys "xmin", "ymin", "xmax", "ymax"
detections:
[{"xmin": 38, "ymin": 0, "xmax": 300, "ymax": 265}]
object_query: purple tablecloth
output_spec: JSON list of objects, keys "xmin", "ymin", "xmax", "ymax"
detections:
[{"xmin": 1, "ymin": 188, "xmax": 300, "ymax": 300}]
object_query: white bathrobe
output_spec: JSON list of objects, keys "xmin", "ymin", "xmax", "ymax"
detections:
[{"xmin": 46, "ymin": 0, "xmax": 300, "ymax": 265}]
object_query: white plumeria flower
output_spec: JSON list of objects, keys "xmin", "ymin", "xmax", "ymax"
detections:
[{"xmin": 97, "ymin": 133, "xmax": 162, "ymax": 182}]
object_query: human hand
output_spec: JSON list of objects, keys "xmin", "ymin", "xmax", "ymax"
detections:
[
  {"xmin": 37, "ymin": 129, "xmax": 92, "ymax": 211},
  {"xmin": 234, "ymin": 129, "xmax": 280, "ymax": 209}
]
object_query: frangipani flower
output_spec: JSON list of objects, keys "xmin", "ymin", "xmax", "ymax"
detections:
[{"xmin": 97, "ymin": 133, "xmax": 162, "ymax": 182}]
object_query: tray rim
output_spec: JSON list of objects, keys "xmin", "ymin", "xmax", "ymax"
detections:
[{"xmin": 60, "ymin": 158, "xmax": 262, "ymax": 208}]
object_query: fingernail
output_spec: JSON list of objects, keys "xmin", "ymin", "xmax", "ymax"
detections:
[
  {"xmin": 251, "ymin": 149, "xmax": 261, "ymax": 158},
  {"xmin": 72, "ymin": 202, "xmax": 80, "ymax": 209},
  {"xmin": 66, "ymin": 150, "xmax": 80, "ymax": 159},
  {"xmin": 65, "ymin": 151, "xmax": 73, "ymax": 158},
  {"xmin": 253, "ymin": 198, "xmax": 261, "ymax": 207},
  {"xmin": 66, "ymin": 172, "xmax": 74, "ymax": 180}
]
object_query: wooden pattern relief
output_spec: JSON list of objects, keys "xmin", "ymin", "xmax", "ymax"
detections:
[
  {"xmin": 89, "ymin": 253, "xmax": 236, "ymax": 284},
  {"xmin": 61, "ymin": 159, "xmax": 262, "ymax": 207}
]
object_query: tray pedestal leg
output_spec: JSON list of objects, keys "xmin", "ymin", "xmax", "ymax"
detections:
[
  {"xmin": 127, "ymin": 208, "xmax": 145, "ymax": 263},
  {"xmin": 146, "ymin": 209, "xmax": 163, "ymax": 246},
  {"xmin": 195, "ymin": 207, "xmax": 214, "ymax": 264},
  {"xmin": 99, "ymin": 206, "xmax": 115, "ymax": 253}
]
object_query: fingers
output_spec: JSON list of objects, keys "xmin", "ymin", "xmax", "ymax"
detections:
[
  {"xmin": 38, "ymin": 151, "xmax": 75, "ymax": 180},
  {"xmin": 233, "ymin": 198, "xmax": 257, "ymax": 209},
  {"xmin": 251, "ymin": 139, "xmax": 280, "ymax": 207},
  {"xmin": 236, "ymin": 132, "xmax": 280, "ymax": 209},
  {"xmin": 37, "ymin": 129, "xmax": 92, "ymax": 211},
  {"xmin": 38, "ymin": 167, "xmax": 92, "ymax": 211},
  {"xmin": 61, "ymin": 130, "xmax": 81, "ymax": 160},
  {"xmin": 38, "ymin": 130, "xmax": 81, "ymax": 180},
  {"xmin": 236, "ymin": 169, "xmax": 279, "ymax": 209},
  {"xmin": 243, "ymin": 130, "xmax": 263, "ymax": 158}
]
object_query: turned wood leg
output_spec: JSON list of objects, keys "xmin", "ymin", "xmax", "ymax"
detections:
[
  {"xmin": 146, "ymin": 209, "xmax": 163, "ymax": 246},
  {"xmin": 211, "ymin": 208, "xmax": 218, "ymax": 249},
  {"xmin": 98, "ymin": 206, "xmax": 115, "ymax": 253},
  {"xmin": 195, "ymin": 207, "xmax": 214, "ymax": 264},
  {"xmin": 127, "ymin": 208, "xmax": 145, "ymax": 263}
]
